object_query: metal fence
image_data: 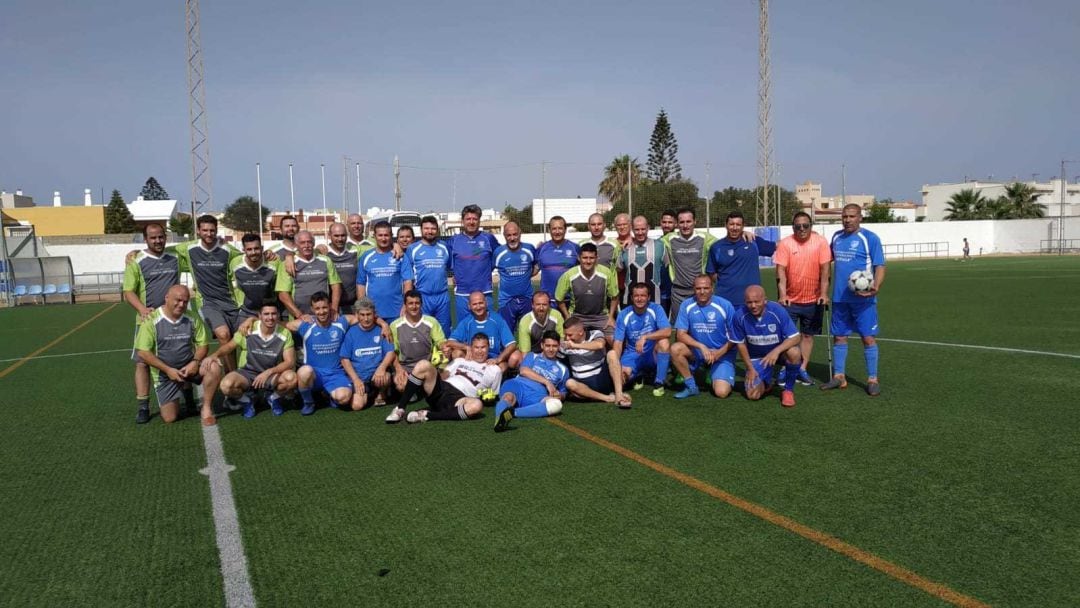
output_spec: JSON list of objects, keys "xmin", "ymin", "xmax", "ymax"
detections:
[
  {"xmin": 73, "ymin": 271, "xmax": 125, "ymax": 302},
  {"xmin": 1039, "ymin": 239, "xmax": 1080, "ymax": 253},
  {"xmin": 882, "ymin": 241, "xmax": 949, "ymax": 259}
]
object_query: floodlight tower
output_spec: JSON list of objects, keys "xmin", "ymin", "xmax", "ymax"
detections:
[
  {"xmin": 756, "ymin": 0, "xmax": 772, "ymax": 227},
  {"xmin": 186, "ymin": 0, "xmax": 213, "ymax": 212}
]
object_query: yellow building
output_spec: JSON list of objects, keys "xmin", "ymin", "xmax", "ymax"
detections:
[{"xmin": 4, "ymin": 206, "xmax": 106, "ymax": 236}]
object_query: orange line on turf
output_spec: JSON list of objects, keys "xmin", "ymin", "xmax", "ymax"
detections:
[
  {"xmin": 546, "ymin": 417, "xmax": 990, "ymax": 608},
  {"xmin": 0, "ymin": 303, "xmax": 119, "ymax": 380}
]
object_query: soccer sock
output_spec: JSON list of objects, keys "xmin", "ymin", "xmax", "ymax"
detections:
[
  {"xmin": 182, "ymin": 387, "xmax": 195, "ymax": 407},
  {"xmin": 784, "ymin": 363, "xmax": 800, "ymax": 391},
  {"xmin": 515, "ymin": 400, "xmax": 555, "ymax": 418},
  {"xmin": 299, "ymin": 388, "xmax": 314, "ymax": 406},
  {"xmin": 397, "ymin": 374, "xmax": 423, "ymax": 407},
  {"xmin": 833, "ymin": 343, "xmax": 848, "ymax": 377},
  {"xmin": 268, "ymin": 392, "xmax": 283, "ymax": 407},
  {"xmin": 683, "ymin": 376, "xmax": 698, "ymax": 392},
  {"xmin": 136, "ymin": 396, "xmax": 150, "ymax": 410},
  {"xmin": 655, "ymin": 352, "xmax": 671, "ymax": 385},
  {"xmin": 865, "ymin": 345, "xmax": 879, "ymax": 380},
  {"xmin": 427, "ymin": 404, "xmax": 469, "ymax": 421}
]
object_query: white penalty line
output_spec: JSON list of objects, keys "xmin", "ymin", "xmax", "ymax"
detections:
[
  {"xmin": 0, "ymin": 347, "xmax": 129, "ymax": 364},
  {"xmin": 200, "ymin": 425, "xmax": 257, "ymax": 608},
  {"xmin": 818, "ymin": 335, "xmax": 1080, "ymax": 360}
]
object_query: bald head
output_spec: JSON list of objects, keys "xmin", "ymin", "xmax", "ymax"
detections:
[
  {"xmin": 347, "ymin": 214, "xmax": 364, "ymax": 240},
  {"xmin": 744, "ymin": 285, "xmax": 767, "ymax": 316},
  {"xmin": 163, "ymin": 285, "xmax": 192, "ymax": 319}
]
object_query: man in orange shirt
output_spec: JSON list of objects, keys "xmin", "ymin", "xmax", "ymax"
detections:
[{"xmin": 774, "ymin": 212, "xmax": 831, "ymax": 385}]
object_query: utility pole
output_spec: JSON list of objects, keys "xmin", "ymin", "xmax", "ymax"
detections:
[
  {"xmin": 355, "ymin": 163, "xmax": 361, "ymax": 215},
  {"xmin": 185, "ymin": 0, "xmax": 213, "ymax": 212},
  {"xmin": 841, "ymin": 163, "xmax": 847, "ymax": 206},
  {"xmin": 288, "ymin": 163, "xmax": 295, "ymax": 213},
  {"xmin": 757, "ymin": 0, "xmax": 772, "ymax": 228},
  {"xmin": 394, "ymin": 155, "xmax": 401, "ymax": 212},
  {"xmin": 704, "ymin": 160, "xmax": 711, "ymax": 229},
  {"xmin": 627, "ymin": 161, "xmax": 633, "ymax": 218},
  {"xmin": 256, "ymin": 162, "xmax": 263, "ymax": 239},
  {"xmin": 541, "ymin": 160, "xmax": 548, "ymax": 230}
]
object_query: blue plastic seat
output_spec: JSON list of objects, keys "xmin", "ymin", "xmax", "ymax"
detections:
[
  {"xmin": 57, "ymin": 283, "xmax": 71, "ymax": 294},
  {"xmin": 14, "ymin": 284, "xmax": 27, "ymax": 297},
  {"xmin": 27, "ymin": 285, "xmax": 43, "ymax": 296},
  {"xmin": 43, "ymin": 284, "xmax": 57, "ymax": 295}
]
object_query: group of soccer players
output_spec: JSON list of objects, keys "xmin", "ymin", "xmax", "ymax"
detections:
[{"xmin": 124, "ymin": 202, "xmax": 885, "ymax": 429}]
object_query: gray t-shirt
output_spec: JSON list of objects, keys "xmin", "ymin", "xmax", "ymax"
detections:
[
  {"xmin": 178, "ymin": 241, "xmax": 239, "ymax": 312},
  {"xmin": 135, "ymin": 308, "xmax": 210, "ymax": 371},
  {"xmin": 666, "ymin": 233, "xmax": 709, "ymax": 289},
  {"xmin": 559, "ymin": 329, "xmax": 607, "ymax": 380},
  {"xmin": 231, "ymin": 259, "xmax": 279, "ymax": 317},
  {"xmin": 390, "ymin": 315, "xmax": 446, "ymax": 371},
  {"xmin": 326, "ymin": 246, "xmax": 360, "ymax": 307},
  {"xmin": 236, "ymin": 321, "xmax": 292, "ymax": 372}
]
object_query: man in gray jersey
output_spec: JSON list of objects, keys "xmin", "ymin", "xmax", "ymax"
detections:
[
  {"xmin": 346, "ymin": 213, "xmax": 374, "ymax": 251},
  {"xmin": 325, "ymin": 222, "xmax": 360, "ymax": 314},
  {"xmin": 581, "ymin": 213, "xmax": 618, "ymax": 269},
  {"xmin": 135, "ymin": 285, "xmax": 222, "ymax": 425},
  {"xmin": 555, "ymin": 243, "xmax": 620, "ymax": 344},
  {"xmin": 231, "ymin": 233, "xmax": 279, "ymax": 318},
  {"xmin": 560, "ymin": 316, "xmax": 630, "ymax": 407},
  {"xmin": 390, "ymin": 290, "xmax": 447, "ymax": 392},
  {"xmin": 207, "ymin": 303, "xmax": 297, "ymax": 418},
  {"xmin": 663, "ymin": 207, "xmax": 716, "ymax": 321},
  {"xmin": 123, "ymin": 223, "xmax": 181, "ymax": 424},
  {"xmin": 276, "ymin": 215, "xmax": 300, "ymax": 258},
  {"xmin": 277, "ymin": 230, "xmax": 342, "ymax": 317}
]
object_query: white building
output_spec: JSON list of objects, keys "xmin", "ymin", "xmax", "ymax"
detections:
[
  {"xmin": 531, "ymin": 198, "xmax": 597, "ymax": 224},
  {"xmin": 921, "ymin": 179, "xmax": 1080, "ymax": 222}
]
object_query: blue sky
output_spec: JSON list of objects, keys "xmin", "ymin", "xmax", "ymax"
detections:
[{"xmin": 2, "ymin": 0, "xmax": 1078, "ymax": 213}]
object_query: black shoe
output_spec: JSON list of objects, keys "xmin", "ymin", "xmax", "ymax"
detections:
[{"xmin": 135, "ymin": 407, "xmax": 151, "ymax": 424}]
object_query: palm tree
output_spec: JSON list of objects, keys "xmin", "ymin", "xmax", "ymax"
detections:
[
  {"xmin": 944, "ymin": 189, "xmax": 986, "ymax": 220},
  {"xmin": 598, "ymin": 154, "xmax": 644, "ymax": 204},
  {"xmin": 1003, "ymin": 182, "xmax": 1046, "ymax": 218}
]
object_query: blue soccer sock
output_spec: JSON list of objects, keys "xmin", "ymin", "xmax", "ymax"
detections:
[
  {"xmin": 784, "ymin": 363, "xmax": 800, "ymax": 391},
  {"xmin": 299, "ymin": 387, "xmax": 315, "ymax": 406},
  {"xmin": 683, "ymin": 376, "xmax": 698, "ymax": 392},
  {"xmin": 833, "ymin": 343, "xmax": 848, "ymax": 377},
  {"xmin": 654, "ymin": 352, "xmax": 671, "ymax": 385},
  {"xmin": 865, "ymin": 345, "xmax": 879, "ymax": 380},
  {"xmin": 515, "ymin": 400, "xmax": 558, "ymax": 418}
]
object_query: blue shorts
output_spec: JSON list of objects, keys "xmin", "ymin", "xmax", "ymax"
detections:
[
  {"xmin": 689, "ymin": 350, "xmax": 736, "ymax": 386},
  {"xmin": 831, "ymin": 301, "xmax": 879, "ymax": 337},
  {"xmin": 500, "ymin": 377, "xmax": 547, "ymax": 407},
  {"xmin": 498, "ymin": 295, "xmax": 532, "ymax": 334},
  {"xmin": 421, "ymin": 291, "xmax": 452, "ymax": 336},
  {"xmin": 312, "ymin": 367, "xmax": 352, "ymax": 394},
  {"xmin": 745, "ymin": 358, "xmax": 775, "ymax": 391},
  {"xmin": 454, "ymin": 292, "xmax": 494, "ymax": 323},
  {"xmin": 620, "ymin": 349, "xmax": 657, "ymax": 381}
]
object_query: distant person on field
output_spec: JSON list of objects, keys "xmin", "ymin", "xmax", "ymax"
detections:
[
  {"xmin": 821, "ymin": 203, "xmax": 886, "ymax": 396},
  {"xmin": 774, "ymin": 211, "xmax": 831, "ymax": 386},
  {"xmin": 962, "ymin": 238, "xmax": 971, "ymax": 261},
  {"xmin": 730, "ymin": 285, "xmax": 802, "ymax": 407}
]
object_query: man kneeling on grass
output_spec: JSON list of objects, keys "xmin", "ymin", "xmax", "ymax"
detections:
[
  {"xmin": 494, "ymin": 331, "xmax": 570, "ymax": 432},
  {"xmin": 731, "ymin": 285, "xmax": 803, "ymax": 407},
  {"xmin": 205, "ymin": 302, "xmax": 297, "ymax": 418},
  {"xmin": 386, "ymin": 333, "xmax": 503, "ymax": 424}
]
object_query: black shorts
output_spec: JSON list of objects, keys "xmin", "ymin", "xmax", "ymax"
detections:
[
  {"xmin": 425, "ymin": 379, "xmax": 467, "ymax": 412},
  {"xmin": 784, "ymin": 302, "xmax": 824, "ymax": 336},
  {"xmin": 571, "ymin": 367, "xmax": 613, "ymax": 397}
]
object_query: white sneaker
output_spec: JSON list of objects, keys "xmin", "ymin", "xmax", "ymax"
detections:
[
  {"xmin": 406, "ymin": 410, "xmax": 428, "ymax": 424},
  {"xmin": 385, "ymin": 406, "xmax": 406, "ymax": 424}
]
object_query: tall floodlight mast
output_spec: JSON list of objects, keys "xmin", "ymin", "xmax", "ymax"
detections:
[
  {"xmin": 756, "ymin": 0, "xmax": 772, "ymax": 227},
  {"xmin": 185, "ymin": 0, "xmax": 213, "ymax": 213}
]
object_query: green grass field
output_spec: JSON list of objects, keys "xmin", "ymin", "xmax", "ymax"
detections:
[{"xmin": 1, "ymin": 256, "xmax": 1078, "ymax": 607}]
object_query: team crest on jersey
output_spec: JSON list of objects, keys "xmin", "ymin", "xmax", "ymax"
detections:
[
  {"xmin": 767, "ymin": 324, "xmax": 776, "ymax": 332},
  {"xmin": 706, "ymin": 311, "xmax": 716, "ymax": 321},
  {"xmin": 850, "ymin": 241, "xmax": 859, "ymax": 250},
  {"xmin": 727, "ymin": 250, "xmax": 734, "ymax": 257}
]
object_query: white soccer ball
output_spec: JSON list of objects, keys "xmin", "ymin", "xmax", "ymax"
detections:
[
  {"xmin": 544, "ymin": 397, "xmax": 563, "ymax": 415},
  {"xmin": 848, "ymin": 270, "xmax": 875, "ymax": 294}
]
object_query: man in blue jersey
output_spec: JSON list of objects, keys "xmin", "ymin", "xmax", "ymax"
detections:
[
  {"xmin": 445, "ymin": 291, "xmax": 517, "ymax": 371},
  {"xmin": 357, "ymin": 221, "xmax": 409, "ymax": 324},
  {"xmin": 493, "ymin": 220, "xmax": 538, "ymax": 333},
  {"xmin": 613, "ymin": 282, "xmax": 672, "ymax": 397},
  {"xmin": 339, "ymin": 298, "xmax": 396, "ymax": 410},
  {"xmin": 284, "ymin": 291, "xmax": 354, "ymax": 415},
  {"xmin": 670, "ymin": 274, "xmax": 738, "ymax": 399},
  {"xmin": 493, "ymin": 331, "xmax": 569, "ymax": 432},
  {"xmin": 536, "ymin": 215, "xmax": 580, "ymax": 301},
  {"xmin": 707, "ymin": 210, "xmax": 777, "ymax": 306},
  {"xmin": 402, "ymin": 215, "xmax": 453, "ymax": 335},
  {"xmin": 448, "ymin": 204, "xmax": 500, "ymax": 320},
  {"xmin": 821, "ymin": 203, "xmax": 887, "ymax": 396},
  {"xmin": 730, "ymin": 285, "xmax": 802, "ymax": 407}
]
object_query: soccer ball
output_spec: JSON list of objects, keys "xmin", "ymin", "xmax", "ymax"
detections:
[
  {"xmin": 544, "ymin": 397, "xmax": 563, "ymax": 415},
  {"xmin": 477, "ymin": 388, "xmax": 498, "ymax": 402},
  {"xmin": 848, "ymin": 270, "xmax": 875, "ymax": 294},
  {"xmin": 430, "ymin": 350, "xmax": 447, "ymax": 368}
]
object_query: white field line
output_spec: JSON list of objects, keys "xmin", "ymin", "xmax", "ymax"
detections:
[
  {"xmin": 200, "ymin": 425, "xmax": 257, "ymax": 608},
  {"xmin": 817, "ymin": 335, "xmax": 1080, "ymax": 360},
  {"xmin": 0, "ymin": 347, "xmax": 128, "ymax": 363}
]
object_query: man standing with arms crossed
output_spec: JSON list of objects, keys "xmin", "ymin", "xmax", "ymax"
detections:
[
  {"xmin": 774, "ymin": 212, "xmax": 831, "ymax": 386},
  {"xmin": 447, "ymin": 204, "xmax": 500, "ymax": 320},
  {"xmin": 821, "ymin": 204, "xmax": 886, "ymax": 396},
  {"xmin": 123, "ymin": 223, "xmax": 181, "ymax": 424}
]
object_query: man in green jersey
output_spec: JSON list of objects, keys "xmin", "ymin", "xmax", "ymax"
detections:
[{"xmin": 206, "ymin": 303, "xmax": 297, "ymax": 418}]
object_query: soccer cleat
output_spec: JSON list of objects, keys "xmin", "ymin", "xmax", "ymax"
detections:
[
  {"xmin": 135, "ymin": 407, "xmax": 151, "ymax": 425},
  {"xmin": 242, "ymin": 403, "xmax": 257, "ymax": 419},
  {"xmin": 222, "ymin": 397, "xmax": 239, "ymax": 411},
  {"xmin": 652, "ymin": 384, "xmax": 666, "ymax": 397},
  {"xmin": 632, "ymin": 379, "xmax": 645, "ymax": 391},
  {"xmin": 674, "ymin": 386, "xmax": 699, "ymax": 399},
  {"xmin": 493, "ymin": 402, "xmax": 514, "ymax": 432},
  {"xmin": 385, "ymin": 406, "xmax": 406, "ymax": 424},
  {"xmin": 269, "ymin": 397, "xmax": 285, "ymax": 416},
  {"xmin": 797, "ymin": 369, "xmax": 814, "ymax": 386},
  {"xmin": 300, "ymin": 402, "xmax": 316, "ymax": 416},
  {"xmin": 819, "ymin": 376, "xmax": 848, "ymax": 391},
  {"xmin": 781, "ymin": 390, "xmax": 796, "ymax": 408},
  {"xmin": 866, "ymin": 381, "xmax": 881, "ymax": 397},
  {"xmin": 406, "ymin": 410, "xmax": 428, "ymax": 424}
]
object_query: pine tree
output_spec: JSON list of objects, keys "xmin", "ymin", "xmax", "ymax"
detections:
[
  {"xmin": 104, "ymin": 189, "xmax": 137, "ymax": 233},
  {"xmin": 140, "ymin": 177, "xmax": 170, "ymax": 201},
  {"xmin": 646, "ymin": 109, "xmax": 682, "ymax": 184}
]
